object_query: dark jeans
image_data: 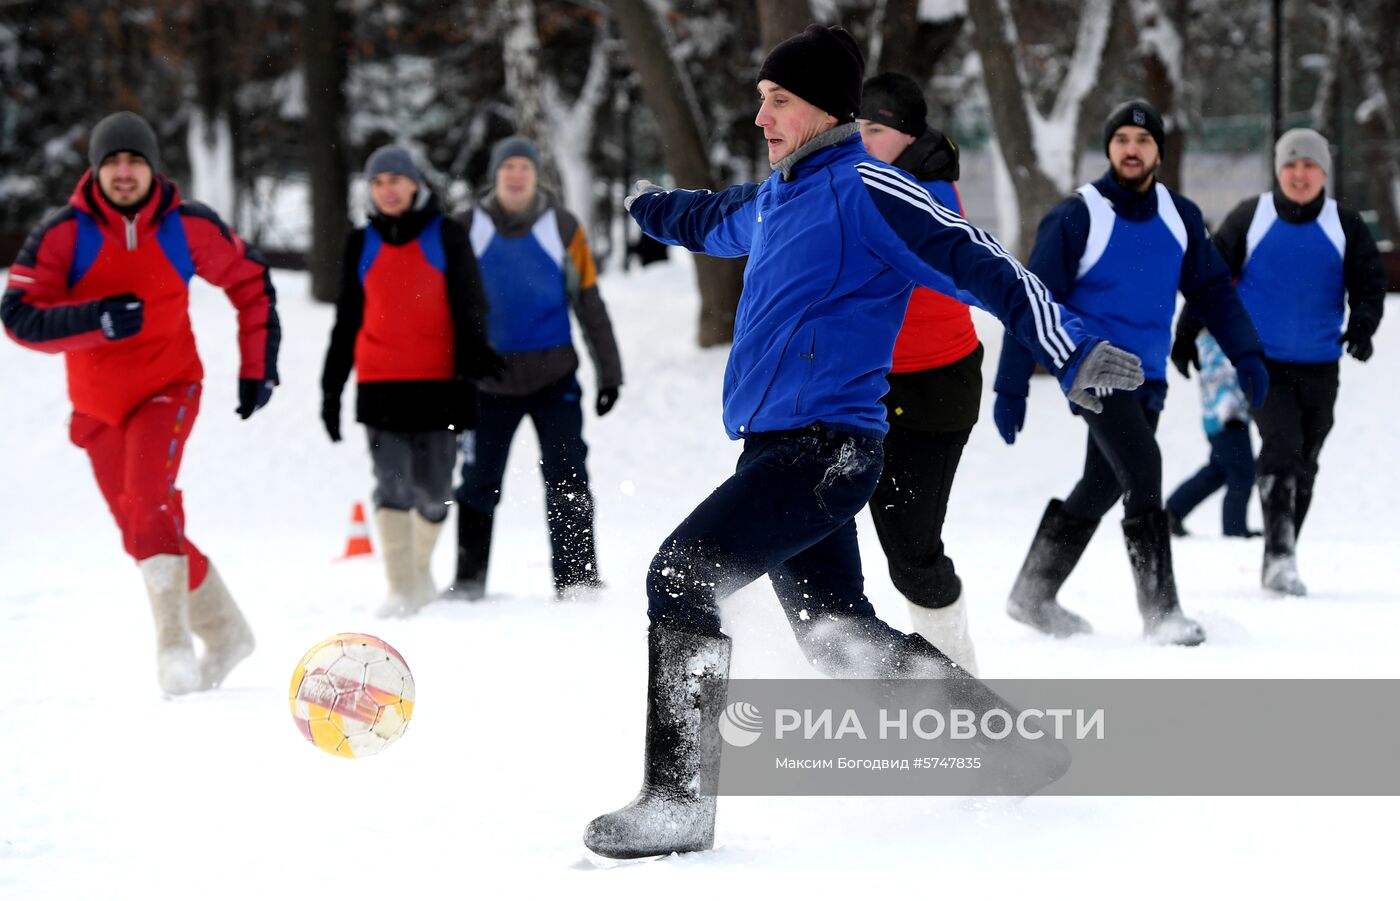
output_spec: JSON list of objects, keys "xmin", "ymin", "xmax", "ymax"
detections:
[
  {"xmin": 1166, "ymin": 421, "xmax": 1256, "ymax": 535},
  {"xmin": 867, "ymin": 425, "xmax": 971, "ymax": 609},
  {"xmin": 1062, "ymin": 389, "xmax": 1163, "ymax": 521},
  {"xmin": 648, "ymin": 426, "xmax": 915, "ymax": 676},
  {"xmin": 455, "ymin": 375, "xmax": 598, "ymax": 587},
  {"xmin": 1253, "ymin": 359, "xmax": 1338, "ymax": 531},
  {"xmin": 368, "ymin": 427, "xmax": 457, "ymax": 522}
]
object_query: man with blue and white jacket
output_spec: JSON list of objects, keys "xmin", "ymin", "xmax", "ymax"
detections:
[
  {"xmin": 584, "ymin": 25, "xmax": 1142, "ymax": 861},
  {"xmin": 446, "ymin": 136, "xmax": 624, "ymax": 600},
  {"xmin": 993, "ymin": 99, "xmax": 1268, "ymax": 647},
  {"xmin": 1176, "ymin": 128, "xmax": 1385, "ymax": 596}
]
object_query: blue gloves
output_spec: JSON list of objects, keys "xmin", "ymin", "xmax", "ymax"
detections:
[
  {"xmin": 1233, "ymin": 352, "xmax": 1269, "ymax": 408},
  {"xmin": 993, "ymin": 393, "xmax": 1026, "ymax": 445}
]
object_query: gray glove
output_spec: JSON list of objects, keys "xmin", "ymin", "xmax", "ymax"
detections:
[
  {"xmin": 624, "ymin": 179, "xmax": 666, "ymax": 212},
  {"xmin": 1066, "ymin": 341, "xmax": 1144, "ymax": 413}
]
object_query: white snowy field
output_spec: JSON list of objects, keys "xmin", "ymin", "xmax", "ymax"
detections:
[{"xmin": 1, "ymin": 254, "xmax": 1396, "ymax": 899}]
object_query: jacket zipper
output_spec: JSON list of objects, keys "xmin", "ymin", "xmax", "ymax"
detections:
[
  {"xmin": 125, "ymin": 215, "xmax": 138, "ymax": 250},
  {"xmin": 793, "ymin": 329, "xmax": 817, "ymax": 414}
]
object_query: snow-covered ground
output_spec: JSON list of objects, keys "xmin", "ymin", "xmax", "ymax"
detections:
[{"xmin": 1, "ymin": 255, "xmax": 1395, "ymax": 898}]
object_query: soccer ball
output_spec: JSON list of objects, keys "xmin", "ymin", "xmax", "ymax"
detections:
[{"xmin": 289, "ymin": 633, "xmax": 415, "ymax": 758}]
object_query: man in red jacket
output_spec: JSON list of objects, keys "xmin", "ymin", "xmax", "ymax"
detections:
[
  {"xmin": 858, "ymin": 73, "xmax": 983, "ymax": 673},
  {"xmin": 1, "ymin": 111, "xmax": 280, "ymax": 695}
]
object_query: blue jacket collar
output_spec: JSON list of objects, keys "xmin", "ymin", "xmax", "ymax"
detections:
[{"xmin": 1092, "ymin": 169, "xmax": 1159, "ymax": 221}]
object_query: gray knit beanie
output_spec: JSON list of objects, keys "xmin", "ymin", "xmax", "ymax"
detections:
[
  {"xmin": 488, "ymin": 136, "xmax": 541, "ymax": 179},
  {"xmin": 89, "ymin": 112, "xmax": 161, "ymax": 171},
  {"xmin": 365, "ymin": 144, "xmax": 424, "ymax": 183},
  {"xmin": 1275, "ymin": 128, "xmax": 1331, "ymax": 176}
]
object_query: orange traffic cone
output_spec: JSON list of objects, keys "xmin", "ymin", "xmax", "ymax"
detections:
[{"xmin": 337, "ymin": 501, "xmax": 374, "ymax": 560}]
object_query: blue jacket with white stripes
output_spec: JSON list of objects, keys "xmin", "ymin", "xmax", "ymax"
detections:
[
  {"xmin": 995, "ymin": 170, "xmax": 1261, "ymax": 399},
  {"xmin": 629, "ymin": 131, "xmax": 1098, "ymax": 440}
]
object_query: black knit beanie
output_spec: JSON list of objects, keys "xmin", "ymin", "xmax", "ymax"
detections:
[
  {"xmin": 1102, "ymin": 99, "xmax": 1165, "ymax": 156},
  {"xmin": 860, "ymin": 73, "xmax": 927, "ymax": 137},
  {"xmin": 757, "ymin": 25, "xmax": 865, "ymax": 123},
  {"xmin": 88, "ymin": 112, "xmax": 160, "ymax": 171}
]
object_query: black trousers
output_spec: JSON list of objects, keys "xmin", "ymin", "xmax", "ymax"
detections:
[
  {"xmin": 455, "ymin": 374, "xmax": 597, "ymax": 586},
  {"xmin": 1062, "ymin": 389, "xmax": 1164, "ymax": 521},
  {"xmin": 867, "ymin": 425, "xmax": 971, "ymax": 609},
  {"xmin": 1252, "ymin": 359, "xmax": 1338, "ymax": 528},
  {"xmin": 647, "ymin": 427, "xmax": 924, "ymax": 677}
]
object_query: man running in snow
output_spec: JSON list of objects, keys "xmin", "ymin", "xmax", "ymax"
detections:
[
  {"xmin": 992, "ymin": 99, "xmax": 1268, "ymax": 647},
  {"xmin": 585, "ymin": 25, "xmax": 1143, "ymax": 860},
  {"xmin": 856, "ymin": 71, "xmax": 984, "ymax": 674},
  {"xmin": 443, "ymin": 136, "xmax": 624, "ymax": 600},
  {"xmin": 321, "ymin": 145, "xmax": 504, "ymax": 617},
  {"xmin": 1, "ymin": 112, "xmax": 278, "ymax": 695},
  {"xmin": 1179, "ymin": 127, "xmax": 1386, "ymax": 596}
]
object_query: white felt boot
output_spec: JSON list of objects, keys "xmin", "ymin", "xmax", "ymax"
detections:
[
  {"xmin": 188, "ymin": 562, "xmax": 255, "ymax": 689},
  {"xmin": 907, "ymin": 590, "xmax": 980, "ymax": 676},
  {"xmin": 139, "ymin": 555, "xmax": 199, "ymax": 695}
]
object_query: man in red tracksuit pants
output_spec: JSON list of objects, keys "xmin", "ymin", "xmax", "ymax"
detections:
[{"xmin": 1, "ymin": 112, "xmax": 280, "ymax": 695}]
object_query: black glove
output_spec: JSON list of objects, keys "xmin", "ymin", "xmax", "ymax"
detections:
[
  {"xmin": 1339, "ymin": 320, "xmax": 1376, "ymax": 362},
  {"xmin": 321, "ymin": 397, "xmax": 342, "ymax": 442},
  {"xmin": 462, "ymin": 346, "xmax": 508, "ymax": 380},
  {"xmin": 595, "ymin": 386, "xmax": 619, "ymax": 417},
  {"xmin": 236, "ymin": 378, "xmax": 275, "ymax": 420},
  {"xmin": 1170, "ymin": 332, "xmax": 1199, "ymax": 377},
  {"xmin": 98, "ymin": 294, "xmax": 144, "ymax": 341}
]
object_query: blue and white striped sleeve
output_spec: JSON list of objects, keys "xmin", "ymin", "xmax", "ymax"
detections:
[
  {"xmin": 853, "ymin": 161, "xmax": 1091, "ymax": 389},
  {"xmin": 995, "ymin": 196, "xmax": 1093, "ymax": 398},
  {"xmin": 628, "ymin": 183, "xmax": 760, "ymax": 259}
]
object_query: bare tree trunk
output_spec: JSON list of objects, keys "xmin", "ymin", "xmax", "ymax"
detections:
[
  {"xmin": 300, "ymin": 0, "xmax": 350, "ymax": 302},
  {"xmin": 541, "ymin": 34, "xmax": 611, "ymax": 240},
  {"xmin": 610, "ymin": 0, "xmax": 743, "ymax": 346},
  {"xmin": 1308, "ymin": 0, "xmax": 1341, "ymax": 133},
  {"xmin": 870, "ymin": 0, "xmax": 917, "ymax": 74},
  {"xmin": 757, "ymin": 0, "xmax": 814, "ymax": 49},
  {"xmin": 499, "ymin": 0, "xmax": 562, "ymax": 191},
  {"xmin": 190, "ymin": 0, "xmax": 238, "ymax": 222},
  {"xmin": 874, "ymin": 1, "xmax": 966, "ymax": 88},
  {"xmin": 1343, "ymin": 4, "xmax": 1400, "ymax": 243},
  {"xmin": 966, "ymin": 0, "xmax": 1068, "ymax": 255},
  {"xmin": 1127, "ymin": 0, "xmax": 1188, "ymax": 189}
]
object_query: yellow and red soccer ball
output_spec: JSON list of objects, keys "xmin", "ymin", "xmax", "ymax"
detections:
[{"xmin": 289, "ymin": 633, "xmax": 415, "ymax": 758}]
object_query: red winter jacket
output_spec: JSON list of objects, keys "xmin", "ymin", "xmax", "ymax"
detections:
[
  {"xmin": 1, "ymin": 172, "xmax": 279, "ymax": 426},
  {"xmin": 889, "ymin": 180, "xmax": 979, "ymax": 374}
]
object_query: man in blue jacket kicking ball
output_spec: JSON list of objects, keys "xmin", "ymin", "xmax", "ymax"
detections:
[{"xmin": 584, "ymin": 25, "xmax": 1144, "ymax": 860}]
